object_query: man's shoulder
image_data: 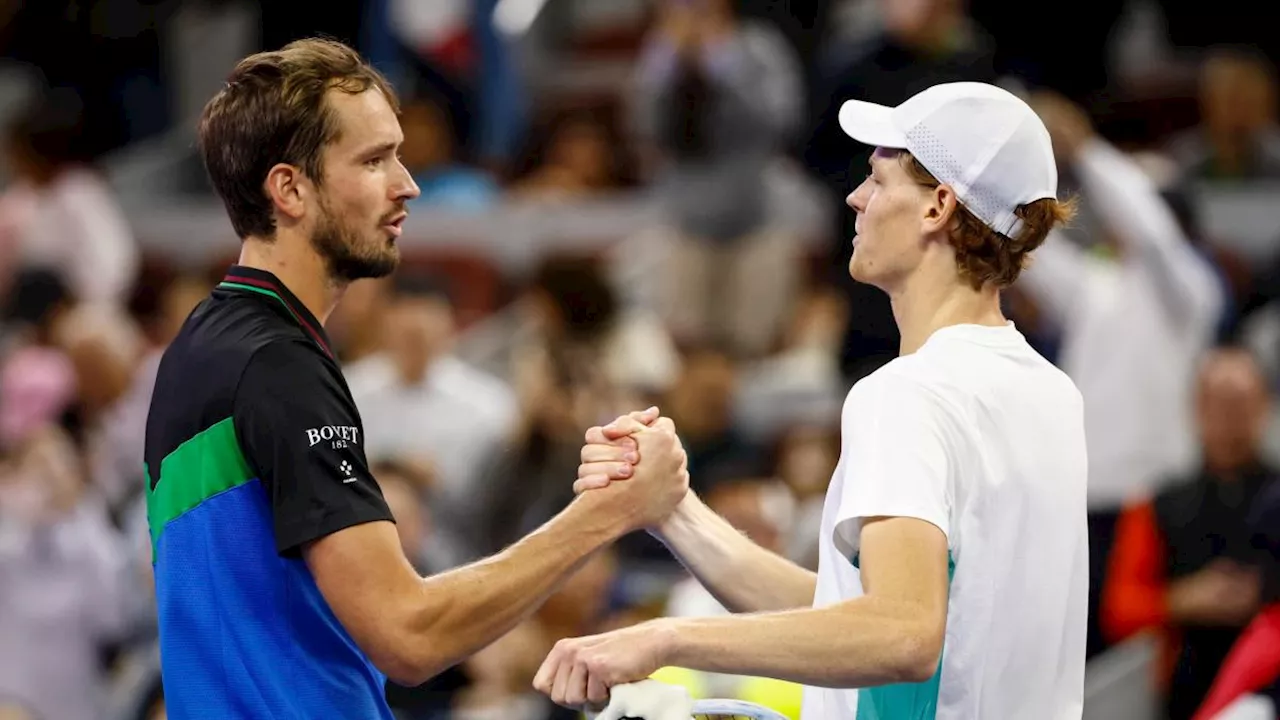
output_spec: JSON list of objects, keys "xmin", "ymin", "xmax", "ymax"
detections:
[
  {"xmin": 845, "ymin": 360, "xmax": 961, "ymax": 423},
  {"xmin": 851, "ymin": 355, "xmax": 958, "ymax": 401}
]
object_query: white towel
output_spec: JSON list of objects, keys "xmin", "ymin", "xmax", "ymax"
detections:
[{"xmin": 593, "ymin": 679, "xmax": 693, "ymax": 720}]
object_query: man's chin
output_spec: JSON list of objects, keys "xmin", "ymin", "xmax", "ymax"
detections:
[{"xmin": 329, "ymin": 253, "xmax": 399, "ymax": 283}]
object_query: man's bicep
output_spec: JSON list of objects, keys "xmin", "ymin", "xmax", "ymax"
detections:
[
  {"xmin": 234, "ymin": 341, "xmax": 393, "ymax": 554},
  {"xmin": 304, "ymin": 520, "xmax": 425, "ymax": 678},
  {"xmin": 858, "ymin": 516, "xmax": 950, "ymax": 633}
]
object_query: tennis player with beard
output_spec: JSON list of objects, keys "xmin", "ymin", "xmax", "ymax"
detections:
[
  {"xmin": 539, "ymin": 82, "xmax": 1090, "ymax": 719},
  {"xmin": 143, "ymin": 38, "xmax": 689, "ymax": 719}
]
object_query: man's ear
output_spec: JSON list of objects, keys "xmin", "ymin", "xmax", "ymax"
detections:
[
  {"xmin": 922, "ymin": 184, "xmax": 960, "ymax": 238},
  {"xmin": 264, "ymin": 163, "xmax": 310, "ymax": 222}
]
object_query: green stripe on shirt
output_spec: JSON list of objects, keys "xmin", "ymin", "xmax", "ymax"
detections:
[{"xmin": 145, "ymin": 416, "xmax": 254, "ymax": 557}]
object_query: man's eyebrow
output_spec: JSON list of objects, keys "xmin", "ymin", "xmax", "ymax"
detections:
[{"xmin": 358, "ymin": 140, "xmax": 399, "ymax": 158}]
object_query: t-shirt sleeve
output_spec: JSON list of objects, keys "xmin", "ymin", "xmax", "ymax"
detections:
[
  {"xmin": 832, "ymin": 370, "xmax": 956, "ymax": 561},
  {"xmin": 233, "ymin": 339, "xmax": 393, "ymax": 555}
]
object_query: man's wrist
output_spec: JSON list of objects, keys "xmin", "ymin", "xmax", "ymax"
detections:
[
  {"xmin": 565, "ymin": 490, "xmax": 635, "ymax": 544},
  {"xmin": 651, "ymin": 617, "xmax": 686, "ymax": 668},
  {"xmin": 654, "ymin": 491, "xmax": 699, "ymax": 540}
]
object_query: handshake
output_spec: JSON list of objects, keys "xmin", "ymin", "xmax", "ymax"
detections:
[
  {"xmin": 526, "ymin": 406, "xmax": 694, "ymax": 709},
  {"xmin": 572, "ymin": 406, "xmax": 693, "ymax": 535}
]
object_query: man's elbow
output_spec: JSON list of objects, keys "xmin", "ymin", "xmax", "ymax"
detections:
[
  {"xmin": 374, "ymin": 644, "xmax": 451, "ymax": 688},
  {"xmin": 364, "ymin": 607, "xmax": 455, "ymax": 687},
  {"xmin": 891, "ymin": 624, "xmax": 945, "ymax": 684}
]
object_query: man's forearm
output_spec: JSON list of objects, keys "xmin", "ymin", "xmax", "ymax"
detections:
[
  {"xmin": 409, "ymin": 494, "xmax": 625, "ymax": 677},
  {"xmin": 656, "ymin": 493, "xmax": 816, "ymax": 613},
  {"xmin": 660, "ymin": 598, "xmax": 939, "ymax": 688}
]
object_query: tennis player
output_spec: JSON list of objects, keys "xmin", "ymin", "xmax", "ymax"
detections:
[
  {"xmin": 142, "ymin": 39, "xmax": 689, "ymax": 718},
  {"xmin": 536, "ymin": 82, "xmax": 1090, "ymax": 718}
]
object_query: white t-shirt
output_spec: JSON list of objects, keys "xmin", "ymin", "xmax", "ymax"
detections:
[{"xmin": 801, "ymin": 323, "xmax": 1088, "ymax": 720}]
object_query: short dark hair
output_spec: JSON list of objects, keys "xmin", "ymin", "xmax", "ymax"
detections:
[
  {"xmin": 6, "ymin": 86, "xmax": 87, "ymax": 168},
  {"xmin": 531, "ymin": 256, "xmax": 618, "ymax": 341},
  {"xmin": 197, "ymin": 37, "xmax": 399, "ymax": 240}
]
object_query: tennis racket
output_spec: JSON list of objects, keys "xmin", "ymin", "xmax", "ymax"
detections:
[
  {"xmin": 607, "ymin": 698, "xmax": 790, "ymax": 720},
  {"xmin": 688, "ymin": 699, "xmax": 790, "ymax": 720}
]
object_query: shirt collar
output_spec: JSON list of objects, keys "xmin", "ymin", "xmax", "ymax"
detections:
[{"xmin": 217, "ymin": 265, "xmax": 335, "ymax": 359}]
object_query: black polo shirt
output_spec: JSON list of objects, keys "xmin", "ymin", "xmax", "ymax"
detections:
[{"xmin": 143, "ymin": 265, "xmax": 395, "ymax": 719}]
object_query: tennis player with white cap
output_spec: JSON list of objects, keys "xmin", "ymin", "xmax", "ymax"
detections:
[{"xmin": 536, "ymin": 81, "xmax": 1091, "ymax": 719}]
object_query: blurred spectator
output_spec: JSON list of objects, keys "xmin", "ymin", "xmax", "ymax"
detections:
[
  {"xmin": 347, "ymin": 274, "xmax": 518, "ymax": 568},
  {"xmin": 1102, "ymin": 348, "xmax": 1274, "ymax": 719},
  {"xmin": 662, "ymin": 343, "xmax": 767, "ymax": 495},
  {"xmin": 0, "ymin": 268, "xmax": 74, "ymax": 346},
  {"xmin": 1167, "ymin": 47, "xmax": 1280, "ymax": 182},
  {"xmin": 451, "ymin": 620, "xmax": 551, "ymax": 720},
  {"xmin": 51, "ymin": 303, "xmax": 147, "ymax": 514},
  {"xmin": 111, "ymin": 270, "xmax": 211, "ymax": 510},
  {"xmin": 453, "ymin": 551, "xmax": 618, "ymax": 720},
  {"xmin": 0, "ymin": 425, "xmax": 132, "ymax": 720},
  {"xmin": 473, "ymin": 340, "xmax": 604, "ymax": 555},
  {"xmin": 372, "ymin": 0, "xmax": 528, "ymax": 167},
  {"xmin": 666, "ymin": 478, "xmax": 794, "ymax": 619},
  {"xmin": 804, "ymin": 0, "xmax": 998, "ymax": 382},
  {"xmin": 1018, "ymin": 92, "xmax": 1225, "ymax": 658},
  {"xmin": 772, "ymin": 424, "xmax": 840, "ymax": 570},
  {"xmin": 0, "ymin": 88, "xmax": 138, "ymax": 308},
  {"xmin": 1193, "ymin": 479, "xmax": 1280, "ymax": 720},
  {"xmin": 400, "ymin": 92, "xmax": 499, "ymax": 211},
  {"xmin": 660, "ymin": 479, "xmax": 803, "ymax": 717},
  {"xmin": 509, "ymin": 107, "xmax": 631, "ymax": 200},
  {"xmin": 329, "ymin": 276, "xmax": 395, "ymax": 364},
  {"xmin": 732, "ymin": 286, "xmax": 847, "ymax": 442},
  {"xmin": 375, "ymin": 460, "xmax": 474, "ymax": 720},
  {"xmin": 466, "ymin": 257, "xmax": 678, "ymax": 558},
  {"xmin": 632, "ymin": 0, "xmax": 805, "ymax": 357},
  {"xmin": 377, "ymin": 460, "xmax": 434, "ymax": 570},
  {"xmin": 515, "ymin": 255, "xmax": 680, "ymax": 403}
]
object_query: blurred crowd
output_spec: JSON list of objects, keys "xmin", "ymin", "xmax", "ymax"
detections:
[{"xmin": 2, "ymin": 0, "xmax": 1280, "ymax": 719}]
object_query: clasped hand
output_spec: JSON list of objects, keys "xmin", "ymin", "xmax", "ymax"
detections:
[{"xmin": 533, "ymin": 407, "xmax": 691, "ymax": 710}]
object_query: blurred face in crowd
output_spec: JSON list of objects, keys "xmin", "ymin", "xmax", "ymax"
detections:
[
  {"xmin": 384, "ymin": 293, "xmax": 455, "ymax": 384},
  {"xmin": 397, "ymin": 98, "xmax": 453, "ymax": 173},
  {"xmin": 778, "ymin": 426, "xmax": 839, "ymax": 498},
  {"xmin": 306, "ymin": 89, "xmax": 418, "ymax": 283},
  {"xmin": 667, "ymin": 347, "xmax": 736, "ymax": 437},
  {"xmin": 846, "ymin": 149, "xmax": 945, "ymax": 289},
  {"xmin": 1196, "ymin": 349, "xmax": 1270, "ymax": 474},
  {"xmin": 706, "ymin": 480, "xmax": 790, "ymax": 554},
  {"xmin": 881, "ymin": 0, "xmax": 958, "ymax": 47},
  {"xmin": 546, "ymin": 117, "xmax": 613, "ymax": 189},
  {"xmin": 1201, "ymin": 54, "xmax": 1277, "ymax": 139},
  {"xmin": 52, "ymin": 307, "xmax": 143, "ymax": 414}
]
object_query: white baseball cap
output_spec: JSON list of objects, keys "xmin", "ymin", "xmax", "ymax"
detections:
[{"xmin": 838, "ymin": 82, "xmax": 1058, "ymax": 238}]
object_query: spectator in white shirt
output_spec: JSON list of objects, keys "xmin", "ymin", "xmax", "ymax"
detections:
[
  {"xmin": 1020, "ymin": 92, "xmax": 1226, "ymax": 658},
  {"xmin": 345, "ymin": 274, "xmax": 519, "ymax": 568},
  {"xmin": 0, "ymin": 425, "xmax": 132, "ymax": 720},
  {"xmin": 0, "ymin": 88, "xmax": 138, "ymax": 308}
]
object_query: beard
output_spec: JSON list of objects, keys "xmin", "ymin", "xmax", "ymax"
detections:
[{"xmin": 310, "ymin": 199, "xmax": 399, "ymax": 283}]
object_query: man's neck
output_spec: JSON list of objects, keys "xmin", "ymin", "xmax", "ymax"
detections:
[
  {"xmin": 889, "ymin": 269, "xmax": 1007, "ymax": 355},
  {"xmin": 238, "ymin": 234, "xmax": 344, "ymax": 325}
]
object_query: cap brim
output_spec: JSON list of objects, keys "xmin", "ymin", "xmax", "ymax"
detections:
[{"xmin": 838, "ymin": 100, "xmax": 907, "ymax": 149}]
